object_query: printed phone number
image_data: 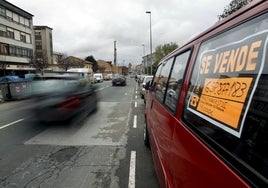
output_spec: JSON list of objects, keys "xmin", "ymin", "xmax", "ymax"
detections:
[{"xmin": 202, "ymin": 77, "xmax": 253, "ymax": 102}]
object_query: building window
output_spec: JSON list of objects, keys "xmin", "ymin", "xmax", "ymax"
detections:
[
  {"xmin": 35, "ymin": 31, "xmax": 41, "ymax": 36},
  {"xmin": 20, "ymin": 33, "xmax": 26, "ymax": 42},
  {"xmin": 0, "ymin": 25, "xmax": 6, "ymax": 37},
  {"xmin": 26, "ymin": 34, "xmax": 31, "ymax": 44},
  {"xmin": 0, "ymin": 43, "xmax": 10, "ymax": 55},
  {"xmin": 16, "ymin": 47, "xmax": 22, "ymax": 57},
  {"xmin": 0, "ymin": 6, "xmax": 6, "ymax": 17},
  {"xmin": 10, "ymin": 45, "xmax": 16, "ymax": 56},
  {"xmin": 0, "ymin": 43, "xmax": 32, "ymax": 58},
  {"xmin": 25, "ymin": 19, "xmax": 30, "ymax": 27},
  {"xmin": 6, "ymin": 28, "xmax": 14, "ymax": 39},
  {"xmin": 19, "ymin": 16, "xmax": 25, "ymax": 25},
  {"xmin": 6, "ymin": 10, "xmax": 13, "ymax": 21},
  {"xmin": 13, "ymin": 13, "xmax": 19, "ymax": 23}
]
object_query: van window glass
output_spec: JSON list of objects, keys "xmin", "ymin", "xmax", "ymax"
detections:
[
  {"xmin": 154, "ymin": 58, "xmax": 173, "ymax": 103},
  {"xmin": 183, "ymin": 12, "xmax": 268, "ymax": 182},
  {"xmin": 164, "ymin": 51, "xmax": 190, "ymax": 112}
]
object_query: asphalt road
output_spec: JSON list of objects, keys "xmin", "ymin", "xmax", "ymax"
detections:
[{"xmin": 0, "ymin": 77, "xmax": 159, "ymax": 188}]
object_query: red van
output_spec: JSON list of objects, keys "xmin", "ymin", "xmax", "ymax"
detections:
[{"xmin": 144, "ymin": 1, "xmax": 268, "ymax": 187}]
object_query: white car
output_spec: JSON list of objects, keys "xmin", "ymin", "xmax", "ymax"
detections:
[
  {"xmin": 93, "ymin": 73, "xmax": 103, "ymax": 83},
  {"xmin": 140, "ymin": 75, "xmax": 153, "ymax": 99}
]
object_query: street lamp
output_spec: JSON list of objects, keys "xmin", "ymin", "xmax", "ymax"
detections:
[
  {"xmin": 146, "ymin": 11, "xmax": 153, "ymax": 75},
  {"xmin": 142, "ymin": 44, "xmax": 146, "ymax": 74}
]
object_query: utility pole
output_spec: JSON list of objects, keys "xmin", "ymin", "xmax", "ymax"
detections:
[{"xmin": 114, "ymin": 41, "xmax": 117, "ymax": 66}]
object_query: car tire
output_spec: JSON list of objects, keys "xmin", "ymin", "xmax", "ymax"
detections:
[{"xmin": 144, "ymin": 124, "xmax": 150, "ymax": 148}]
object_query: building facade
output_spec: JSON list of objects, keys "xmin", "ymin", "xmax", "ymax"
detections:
[
  {"xmin": 0, "ymin": 0, "xmax": 35, "ymax": 76},
  {"xmin": 33, "ymin": 26, "xmax": 53, "ymax": 68}
]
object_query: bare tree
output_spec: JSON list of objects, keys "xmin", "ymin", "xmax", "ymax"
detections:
[
  {"xmin": 57, "ymin": 53, "xmax": 69, "ymax": 71},
  {"xmin": 29, "ymin": 50, "xmax": 49, "ymax": 74}
]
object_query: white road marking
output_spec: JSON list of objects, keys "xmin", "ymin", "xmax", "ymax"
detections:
[
  {"xmin": 134, "ymin": 102, "xmax": 137, "ymax": 108},
  {"xmin": 135, "ymin": 95, "xmax": 137, "ymax": 99},
  {"xmin": 128, "ymin": 151, "xmax": 136, "ymax": 188},
  {"xmin": 133, "ymin": 115, "xmax": 137, "ymax": 128},
  {"xmin": 0, "ymin": 119, "xmax": 24, "ymax": 130}
]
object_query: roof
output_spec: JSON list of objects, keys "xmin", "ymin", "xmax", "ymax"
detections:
[{"xmin": 0, "ymin": 0, "xmax": 33, "ymax": 19}]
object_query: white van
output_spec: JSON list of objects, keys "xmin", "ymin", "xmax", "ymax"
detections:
[
  {"xmin": 93, "ymin": 73, "xmax": 103, "ymax": 83},
  {"xmin": 67, "ymin": 68, "xmax": 92, "ymax": 78},
  {"xmin": 67, "ymin": 68, "xmax": 93, "ymax": 84}
]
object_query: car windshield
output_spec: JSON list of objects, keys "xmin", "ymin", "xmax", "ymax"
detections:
[{"xmin": 31, "ymin": 76, "xmax": 82, "ymax": 94}]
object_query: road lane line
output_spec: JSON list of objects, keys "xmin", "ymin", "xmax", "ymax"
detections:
[
  {"xmin": 135, "ymin": 95, "xmax": 137, "ymax": 99},
  {"xmin": 0, "ymin": 119, "xmax": 24, "ymax": 130},
  {"xmin": 128, "ymin": 151, "xmax": 136, "ymax": 188},
  {"xmin": 133, "ymin": 115, "xmax": 137, "ymax": 128},
  {"xmin": 134, "ymin": 102, "xmax": 137, "ymax": 108}
]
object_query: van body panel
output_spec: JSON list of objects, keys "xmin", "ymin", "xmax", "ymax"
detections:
[
  {"xmin": 169, "ymin": 122, "xmax": 250, "ymax": 188},
  {"xmin": 146, "ymin": 90, "xmax": 176, "ymax": 188},
  {"xmin": 145, "ymin": 1, "xmax": 268, "ymax": 187}
]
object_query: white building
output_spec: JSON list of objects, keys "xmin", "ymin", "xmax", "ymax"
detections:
[{"xmin": 0, "ymin": 0, "xmax": 35, "ymax": 76}]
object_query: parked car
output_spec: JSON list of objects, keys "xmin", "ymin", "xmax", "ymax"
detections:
[
  {"xmin": 31, "ymin": 74, "xmax": 98, "ymax": 123},
  {"xmin": 130, "ymin": 72, "xmax": 137, "ymax": 78},
  {"xmin": 143, "ymin": 80, "xmax": 152, "ymax": 104},
  {"xmin": 93, "ymin": 73, "xmax": 103, "ymax": 83},
  {"xmin": 144, "ymin": 1, "xmax": 268, "ymax": 188},
  {"xmin": 104, "ymin": 74, "xmax": 113, "ymax": 80},
  {"xmin": 139, "ymin": 75, "xmax": 153, "ymax": 99},
  {"xmin": 112, "ymin": 75, "xmax": 126, "ymax": 86},
  {"xmin": 136, "ymin": 75, "xmax": 145, "ymax": 85}
]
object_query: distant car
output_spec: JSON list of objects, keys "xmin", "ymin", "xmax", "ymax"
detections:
[
  {"xmin": 93, "ymin": 73, "xmax": 103, "ymax": 83},
  {"xmin": 104, "ymin": 74, "xmax": 113, "ymax": 80},
  {"xmin": 31, "ymin": 74, "xmax": 98, "ymax": 123},
  {"xmin": 130, "ymin": 73, "xmax": 137, "ymax": 78},
  {"xmin": 140, "ymin": 75, "xmax": 153, "ymax": 99},
  {"xmin": 112, "ymin": 75, "xmax": 126, "ymax": 86}
]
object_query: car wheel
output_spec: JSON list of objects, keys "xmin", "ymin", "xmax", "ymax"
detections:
[{"xmin": 144, "ymin": 124, "xmax": 150, "ymax": 148}]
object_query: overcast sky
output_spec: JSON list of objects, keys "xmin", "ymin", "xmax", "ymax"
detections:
[{"xmin": 8, "ymin": 0, "xmax": 231, "ymax": 65}]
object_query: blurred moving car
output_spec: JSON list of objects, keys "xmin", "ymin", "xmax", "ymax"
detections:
[
  {"xmin": 112, "ymin": 75, "xmax": 126, "ymax": 86},
  {"xmin": 140, "ymin": 75, "xmax": 153, "ymax": 99},
  {"xmin": 31, "ymin": 74, "xmax": 98, "ymax": 123}
]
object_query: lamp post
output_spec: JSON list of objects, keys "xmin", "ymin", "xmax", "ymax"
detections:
[
  {"xmin": 142, "ymin": 44, "xmax": 146, "ymax": 74},
  {"xmin": 146, "ymin": 11, "xmax": 153, "ymax": 75}
]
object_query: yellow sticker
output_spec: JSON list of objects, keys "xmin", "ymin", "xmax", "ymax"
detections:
[{"xmin": 202, "ymin": 77, "xmax": 253, "ymax": 102}]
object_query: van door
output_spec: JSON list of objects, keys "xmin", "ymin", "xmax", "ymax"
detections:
[{"xmin": 147, "ymin": 50, "xmax": 190, "ymax": 187}]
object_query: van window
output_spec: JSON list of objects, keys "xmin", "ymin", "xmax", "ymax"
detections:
[
  {"xmin": 154, "ymin": 58, "xmax": 174, "ymax": 102},
  {"xmin": 165, "ymin": 51, "xmax": 190, "ymax": 112},
  {"xmin": 183, "ymin": 12, "xmax": 268, "ymax": 184}
]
